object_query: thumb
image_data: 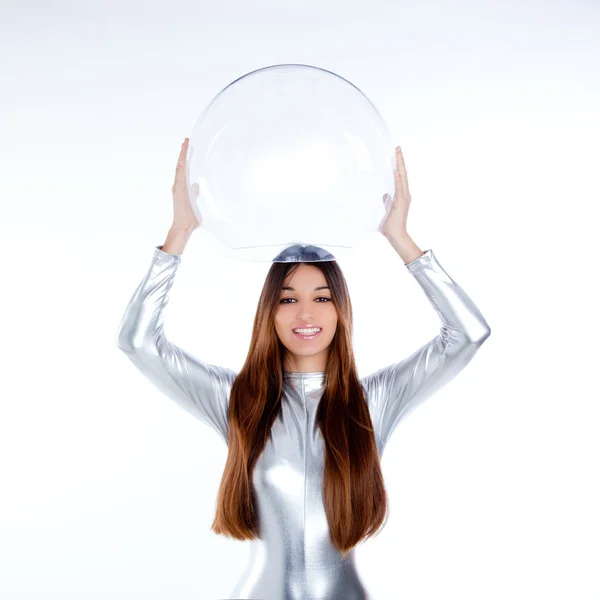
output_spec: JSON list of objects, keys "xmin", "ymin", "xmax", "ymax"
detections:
[{"xmin": 190, "ymin": 182, "xmax": 200, "ymax": 202}]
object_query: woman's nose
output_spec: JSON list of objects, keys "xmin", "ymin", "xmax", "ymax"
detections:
[
  {"xmin": 296, "ymin": 306, "xmax": 315, "ymax": 319},
  {"xmin": 297, "ymin": 312, "xmax": 314, "ymax": 320}
]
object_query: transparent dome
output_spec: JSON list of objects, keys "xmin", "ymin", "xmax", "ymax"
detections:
[{"xmin": 186, "ymin": 63, "xmax": 396, "ymax": 262}]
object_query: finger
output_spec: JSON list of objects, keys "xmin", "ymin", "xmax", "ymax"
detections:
[
  {"xmin": 178, "ymin": 138, "xmax": 189, "ymax": 166},
  {"xmin": 394, "ymin": 165, "xmax": 403, "ymax": 200},
  {"xmin": 191, "ymin": 182, "xmax": 200, "ymax": 201},
  {"xmin": 397, "ymin": 148, "xmax": 409, "ymax": 198},
  {"xmin": 395, "ymin": 146, "xmax": 410, "ymax": 199},
  {"xmin": 176, "ymin": 143, "xmax": 189, "ymax": 179},
  {"xmin": 394, "ymin": 161, "xmax": 403, "ymax": 188},
  {"xmin": 382, "ymin": 192, "xmax": 393, "ymax": 209}
]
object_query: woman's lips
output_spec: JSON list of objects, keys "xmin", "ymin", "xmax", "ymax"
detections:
[{"xmin": 292, "ymin": 329, "xmax": 322, "ymax": 340}]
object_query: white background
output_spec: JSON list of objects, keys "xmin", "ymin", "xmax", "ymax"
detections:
[{"xmin": 1, "ymin": 0, "xmax": 599, "ymax": 598}]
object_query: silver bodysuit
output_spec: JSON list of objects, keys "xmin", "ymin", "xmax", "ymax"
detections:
[{"xmin": 116, "ymin": 245, "xmax": 491, "ymax": 600}]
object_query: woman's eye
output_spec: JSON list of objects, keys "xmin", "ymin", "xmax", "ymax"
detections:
[{"xmin": 280, "ymin": 297, "xmax": 331, "ymax": 304}]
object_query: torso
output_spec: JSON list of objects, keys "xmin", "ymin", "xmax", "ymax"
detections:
[{"xmin": 229, "ymin": 372, "xmax": 377, "ymax": 599}]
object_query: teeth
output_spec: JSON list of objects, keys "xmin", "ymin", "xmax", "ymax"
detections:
[{"xmin": 294, "ymin": 328, "xmax": 321, "ymax": 334}]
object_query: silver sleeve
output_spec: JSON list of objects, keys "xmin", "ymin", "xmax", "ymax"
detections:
[
  {"xmin": 115, "ymin": 245, "xmax": 236, "ymax": 445},
  {"xmin": 361, "ymin": 249, "xmax": 491, "ymax": 446}
]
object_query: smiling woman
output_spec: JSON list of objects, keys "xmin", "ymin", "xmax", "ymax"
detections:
[
  {"xmin": 112, "ymin": 129, "xmax": 494, "ymax": 599},
  {"xmin": 116, "ymin": 237, "xmax": 490, "ymax": 599}
]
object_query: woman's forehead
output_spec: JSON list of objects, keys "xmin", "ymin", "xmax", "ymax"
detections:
[{"xmin": 283, "ymin": 264, "xmax": 327, "ymax": 287}]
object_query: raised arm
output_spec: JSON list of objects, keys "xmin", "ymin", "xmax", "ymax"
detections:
[
  {"xmin": 361, "ymin": 249, "xmax": 491, "ymax": 447},
  {"xmin": 115, "ymin": 243, "xmax": 236, "ymax": 445}
]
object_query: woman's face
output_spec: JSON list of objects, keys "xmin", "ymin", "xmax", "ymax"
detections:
[{"xmin": 274, "ymin": 264, "xmax": 338, "ymax": 372}]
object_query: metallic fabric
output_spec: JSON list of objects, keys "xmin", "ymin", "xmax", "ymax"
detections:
[{"xmin": 116, "ymin": 245, "xmax": 491, "ymax": 599}]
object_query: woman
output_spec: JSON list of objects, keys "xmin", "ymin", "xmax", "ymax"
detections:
[{"xmin": 116, "ymin": 138, "xmax": 491, "ymax": 599}]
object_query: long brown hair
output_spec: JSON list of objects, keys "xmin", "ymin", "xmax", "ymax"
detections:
[{"xmin": 211, "ymin": 254, "xmax": 389, "ymax": 555}]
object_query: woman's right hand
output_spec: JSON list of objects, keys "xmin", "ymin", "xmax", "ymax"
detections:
[{"xmin": 172, "ymin": 137, "xmax": 202, "ymax": 231}]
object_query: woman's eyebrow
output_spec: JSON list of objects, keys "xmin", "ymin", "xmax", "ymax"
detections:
[{"xmin": 281, "ymin": 286, "xmax": 330, "ymax": 291}]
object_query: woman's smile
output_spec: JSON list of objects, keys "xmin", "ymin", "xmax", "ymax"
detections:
[{"xmin": 292, "ymin": 328, "xmax": 322, "ymax": 340}]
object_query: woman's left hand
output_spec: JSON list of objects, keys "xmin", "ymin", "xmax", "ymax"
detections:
[{"xmin": 379, "ymin": 146, "xmax": 411, "ymax": 239}]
